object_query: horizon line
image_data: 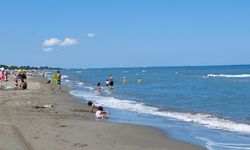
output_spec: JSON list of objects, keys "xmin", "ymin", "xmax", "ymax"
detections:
[{"xmin": 65, "ymin": 64, "xmax": 250, "ymax": 70}]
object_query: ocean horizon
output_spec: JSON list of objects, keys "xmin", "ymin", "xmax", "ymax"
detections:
[{"xmin": 64, "ymin": 64, "xmax": 250, "ymax": 70}]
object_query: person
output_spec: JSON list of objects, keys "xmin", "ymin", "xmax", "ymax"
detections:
[
  {"xmin": 109, "ymin": 75, "xmax": 114, "ymax": 88},
  {"xmin": 123, "ymin": 76, "xmax": 127, "ymax": 85},
  {"xmin": 95, "ymin": 106, "xmax": 108, "ymax": 119},
  {"xmin": 52, "ymin": 74, "xmax": 56, "ymax": 83},
  {"xmin": 97, "ymin": 82, "xmax": 101, "ymax": 95},
  {"xmin": 19, "ymin": 79, "xmax": 27, "ymax": 90},
  {"xmin": 5, "ymin": 69, "xmax": 9, "ymax": 81},
  {"xmin": 1, "ymin": 67, "xmax": 5, "ymax": 81},
  {"xmin": 105, "ymin": 79, "xmax": 109, "ymax": 87},
  {"xmin": 137, "ymin": 77, "xmax": 142, "ymax": 84},
  {"xmin": 14, "ymin": 76, "xmax": 19, "ymax": 88},
  {"xmin": 56, "ymin": 71, "xmax": 61, "ymax": 86},
  {"xmin": 18, "ymin": 69, "xmax": 26, "ymax": 80},
  {"xmin": 87, "ymin": 101, "xmax": 101, "ymax": 112}
]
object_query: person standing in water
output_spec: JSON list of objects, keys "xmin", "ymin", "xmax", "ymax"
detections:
[
  {"xmin": 123, "ymin": 76, "xmax": 127, "ymax": 85},
  {"xmin": 105, "ymin": 79, "xmax": 109, "ymax": 87},
  {"xmin": 108, "ymin": 75, "xmax": 114, "ymax": 89},
  {"xmin": 97, "ymin": 82, "xmax": 102, "ymax": 96},
  {"xmin": 137, "ymin": 77, "xmax": 142, "ymax": 84}
]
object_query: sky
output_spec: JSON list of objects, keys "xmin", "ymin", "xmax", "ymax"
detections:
[{"xmin": 0, "ymin": 0, "xmax": 250, "ymax": 68}]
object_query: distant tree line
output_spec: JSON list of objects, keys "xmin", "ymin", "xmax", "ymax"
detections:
[{"xmin": 0, "ymin": 64, "xmax": 62, "ymax": 70}]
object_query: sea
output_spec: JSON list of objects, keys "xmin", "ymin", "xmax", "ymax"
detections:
[{"xmin": 47, "ymin": 65, "xmax": 250, "ymax": 150}]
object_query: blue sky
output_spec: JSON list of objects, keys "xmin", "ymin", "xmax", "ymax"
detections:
[{"xmin": 0, "ymin": 0, "xmax": 250, "ymax": 68}]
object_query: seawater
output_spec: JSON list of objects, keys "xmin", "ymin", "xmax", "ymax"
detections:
[{"xmin": 50, "ymin": 65, "xmax": 250, "ymax": 150}]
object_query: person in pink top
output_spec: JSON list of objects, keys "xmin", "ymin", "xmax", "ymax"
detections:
[
  {"xmin": 87, "ymin": 101, "xmax": 101, "ymax": 112},
  {"xmin": 97, "ymin": 82, "xmax": 102, "ymax": 96},
  {"xmin": 1, "ymin": 67, "xmax": 5, "ymax": 81}
]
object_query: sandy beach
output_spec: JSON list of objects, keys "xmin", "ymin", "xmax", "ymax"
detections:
[{"xmin": 0, "ymin": 75, "xmax": 206, "ymax": 150}]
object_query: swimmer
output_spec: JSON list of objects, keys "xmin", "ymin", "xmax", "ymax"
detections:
[
  {"xmin": 105, "ymin": 79, "xmax": 109, "ymax": 87},
  {"xmin": 123, "ymin": 76, "xmax": 127, "ymax": 85},
  {"xmin": 97, "ymin": 82, "xmax": 101, "ymax": 96},
  {"xmin": 137, "ymin": 77, "xmax": 142, "ymax": 84},
  {"xmin": 109, "ymin": 75, "xmax": 114, "ymax": 89}
]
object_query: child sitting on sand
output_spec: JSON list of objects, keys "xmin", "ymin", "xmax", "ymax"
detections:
[
  {"xmin": 95, "ymin": 106, "xmax": 108, "ymax": 119},
  {"xmin": 19, "ymin": 79, "xmax": 27, "ymax": 90},
  {"xmin": 87, "ymin": 101, "xmax": 101, "ymax": 112}
]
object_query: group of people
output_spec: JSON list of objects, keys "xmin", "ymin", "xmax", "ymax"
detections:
[
  {"xmin": 97, "ymin": 75, "xmax": 114, "ymax": 96},
  {"xmin": 0, "ymin": 67, "xmax": 28, "ymax": 90},
  {"xmin": 98, "ymin": 75, "xmax": 142, "ymax": 95},
  {"xmin": 122, "ymin": 76, "xmax": 141, "ymax": 85},
  {"xmin": 87, "ymin": 101, "xmax": 108, "ymax": 119},
  {"xmin": 91, "ymin": 74, "xmax": 143, "ymax": 119}
]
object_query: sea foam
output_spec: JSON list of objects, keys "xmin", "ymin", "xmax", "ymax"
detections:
[
  {"xmin": 61, "ymin": 75, "xmax": 69, "ymax": 79},
  {"xmin": 197, "ymin": 137, "xmax": 250, "ymax": 150},
  {"xmin": 70, "ymin": 90, "xmax": 250, "ymax": 134},
  {"xmin": 206, "ymin": 74, "xmax": 250, "ymax": 78}
]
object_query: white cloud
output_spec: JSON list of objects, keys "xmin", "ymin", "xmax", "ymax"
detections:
[
  {"xmin": 87, "ymin": 33, "xmax": 95, "ymax": 38},
  {"xmin": 43, "ymin": 38, "xmax": 61, "ymax": 46},
  {"xmin": 59, "ymin": 38, "xmax": 78, "ymax": 46},
  {"xmin": 42, "ymin": 37, "xmax": 78, "ymax": 52},
  {"xmin": 43, "ymin": 47, "xmax": 53, "ymax": 52}
]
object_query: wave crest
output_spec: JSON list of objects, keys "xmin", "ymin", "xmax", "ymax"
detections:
[{"xmin": 206, "ymin": 74, "xmax": 250, "ymax": 78}]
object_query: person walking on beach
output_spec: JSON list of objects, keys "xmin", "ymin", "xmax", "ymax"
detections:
[
  {"xmin": 52, "ymin": 73, "xmax": 56, "ymax": 83},
  {"xmin": 56, "ymin": 71, "xmax": 61, "ymax": 86},
  {"xmin": 5, "ymin": 69, "xmax": 9, "ymax": 81},
  {"xmin": 18, "ymin": 69, "xmax": 26, "ymax": 80},
  {"xmin": 97, "ymin": 82, "xmax": 102, "ymax": 96}
]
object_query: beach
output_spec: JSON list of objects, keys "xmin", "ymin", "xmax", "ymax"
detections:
[{"xmin": 0, "ymin": 75, "xmax": 206, "ymax": 150}]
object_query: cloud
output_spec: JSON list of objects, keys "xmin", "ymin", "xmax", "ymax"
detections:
[
  {"xmin": 87, "ymin": 33, "xmax": 95, "ymax": 38},
  {"xmin": 43, "ymin": 38, "xmax": 61, "ymax": 46},
  {"xmin": 59, "ymin": 38, "xmax": 78, "ymax": 46},
  {"xmin": 43, "ymin": 47, "xmax": 53, "ymax": 52},
  {"xmin": 42, "ymin": 37, "xmax": 78, "ymax": 52}
]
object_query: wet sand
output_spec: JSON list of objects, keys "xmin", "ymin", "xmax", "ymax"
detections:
[{"xmin": 0, "ymin": 75, "xmax": 206, "ymax": 150}]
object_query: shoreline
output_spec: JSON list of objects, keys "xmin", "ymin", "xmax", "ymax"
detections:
[{"xmin": 0, "ymin": 75, "xmax": 206, "ymax": 150}]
